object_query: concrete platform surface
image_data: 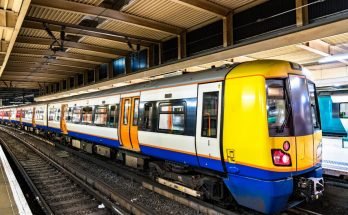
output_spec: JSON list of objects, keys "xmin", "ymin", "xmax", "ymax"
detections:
[
  {"xmin": 0, "ymin": 145, "xmax": 32, "ymax": 215},
  {"xmin": 322, "ymin": 137, "xmax": 348, "ymax": 176}
]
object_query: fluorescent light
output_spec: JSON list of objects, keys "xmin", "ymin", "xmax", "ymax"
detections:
[{"xmin": 319, "ymin": 53, "xmax": 348, "ymax": 63}]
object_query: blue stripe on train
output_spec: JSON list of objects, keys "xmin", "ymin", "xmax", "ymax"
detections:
[
  {"xmin": 46, "ymin": 126, "xmax": 121, "ymax": 148},
  {"xmin": 36, "ymin": 125, "xmax": 47, "ymax": 130},
  {"xmin": 67, "ymin": 131, "xmax": 120, "ymax": 148},
  {"xmin": 139, "ymin": 144, "xmax": 225, "ymax": 172}
]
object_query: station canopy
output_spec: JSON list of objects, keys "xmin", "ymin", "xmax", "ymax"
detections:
[{"xmin": 0, "ymin": 0, "xmax": 347, "ymax": 104}]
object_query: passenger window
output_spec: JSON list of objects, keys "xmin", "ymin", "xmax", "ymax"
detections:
[
  {"xmin": 108, "ymin": 104, "xmax": 119, "ymax": 128},
  {"xmin": 94, "ymin": 106, "xmax": 108, "ymax": 126},
  {"xmin": 72, "ymin": 107, "xmax": 82, "ymax": 123},
  {"xmin": 55, "ymin": 109, "xmax": 60, "ymax": 122},
  {"xmin": 82, "ymin": 106, "xmax": 93, "ymax": 124},
  {"xmin": 201, "ymin": 92, "xmax": 219, "ymax": 138},
  {"xmin": 49, "ymin": 108, "xmax": 56, "ymax": 121},
  {"xmin": 143, "ymin": 103, "xmax": 153, "ymax": 129},
  {"xmin": 339, "ymin": 103, "xmax": 348, "ymax": 118},
  {"xmin": 123, "ymin": 99, "xmax": 130, "ymax": 125},
  {"xmin": 133, "ymin": 98, "xmax": 140, "ymax": 126},
  {"xmin": 158, "ymin": 102, "xmax": 185, "ymax": 133},
  {"xmin": 66, "ymin": 107, "xmax": 73, "ymax": 122}
]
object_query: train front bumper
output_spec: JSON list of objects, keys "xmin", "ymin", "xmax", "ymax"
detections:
[{"xmin": 223, "ymin": 166, "xmax": 324, "ymax": 214}]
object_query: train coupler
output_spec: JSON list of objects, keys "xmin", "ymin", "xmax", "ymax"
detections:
[{"xmin": 295, "ymin": 177, "xmax": 324, "ymax": 201}]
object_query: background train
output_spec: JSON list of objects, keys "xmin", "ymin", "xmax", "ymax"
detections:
[
  {"xmin": 318, "ymin": 93, "xmax": 348, "ymax": 137},
  {"xmin": 0, "ymin": 60, "xmax": 324, "ymax": 214}
]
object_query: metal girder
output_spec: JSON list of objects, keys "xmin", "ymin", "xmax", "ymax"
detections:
[
  {"xmin": 6, "ymin": 62, "xmax": 87, "ymax": 73},
  {"xmin": 16, "ymin": 36, "xmax": 130, "ymax": 56},
  {"xmin": 297, "ymin": 40, "xmax": 348, "ymax": 65},
  {"xmin": 4, "ymin": 66, "xmax": 80, "ymax": 75},
  {"xmin": 8, "ymin": 56, "xmax": 96, "ymax": 69},
  {"xmin": 23, "ymin": 18, "xmax": 159, "ymax": 47},
  {"xmin": 31, "ymin": 0, "xmax": 183, "ymax": 35},
  {"xmin": 11, "ymin": 47, "xmax": 111, "ymax": 64},
  {"xmin": 169, "ymin": 0, "xmax": 230, "ymax": 17},
  {"xmin": 1, "ymin": 75, "xmax": 60, "ymax": 82},
  {"xmin": 3, "ymin": 71, "xmax": 71, "ymax": 78}
]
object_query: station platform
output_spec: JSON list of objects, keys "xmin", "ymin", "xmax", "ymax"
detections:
[
  {"xmin": 0, "ymin": 145, "xmax": 32, "ymax": 215},
  {"xmin": 322, "ymin": 137, "xmax": 348, "ymax": 177}
]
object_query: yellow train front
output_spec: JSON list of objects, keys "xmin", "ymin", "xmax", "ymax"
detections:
[{"xmin": 222, "ymin": 60, "xmax": 324, "ymax": 213}]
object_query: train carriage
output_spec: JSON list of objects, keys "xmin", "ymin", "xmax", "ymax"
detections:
[{"xmin": 0, "ymin": 60, "xmax": 324, "ymax": 214}]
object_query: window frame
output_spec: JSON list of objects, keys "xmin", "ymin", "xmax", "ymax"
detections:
[
  {"xmin": 93, "ymin": 105, "xmax": 109, "ymax": 127},
  {"xmin": 339, "ymin": 103, "xmax": 348, "ymax": 119},
  {"xmin": 157, "ymin": 100, "xmax": 186, "ymax": 134},
  {"xmin": 201, "ymin": 91, "xmax": 219, "ymax": 138},
  {"xmin": 48, "ymin": 107, "xmax": 56, "ymax": 121},
  {"xmin": 107, "ymin": 104, "xmax": 119, "ymax": 128},
  {"xmin": 123, "ymin": 99, "xmax": 130, "ymax": 125},
  {"xmin": 142, "ymin": 102, "xmax": 154, "ymax": 131},
  {"xmin": 266, "ymin": 78, "xmax": 292, "ymax": 137},
  {"xmin": 133, "ymin": 98, "xmax": 140, "ymax": 126},
  {"xmin": 72, "ymin": 107, "xmax": 82, "ymax": 124},
  {"xmin": 81, "ymin": 106, "xmax": 94, "ymax": 125}
]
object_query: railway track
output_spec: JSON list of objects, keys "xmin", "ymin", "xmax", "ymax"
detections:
[
  {"xmin": 0, "ymin": 125, "xmax": 240, "ymax": 215},
  {"xmin": 288, "ymin": 207, "xmax": 323, "ymax": 215},
  {"xmin": 0, "ymin": 127, "xmax": 161, "ymax": 215},
  {"xmin": 0, "ymin": 132, "xmax": 117, "ymax": 215}
]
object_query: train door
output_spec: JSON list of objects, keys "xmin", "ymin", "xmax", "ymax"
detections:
[
  {"xmin": 32, "ymin": 107, "xmax": 36, "ymax": 127},
  {"xmin": 196, "ymin": 82, "xmax": 224, "ymax": 172},
  {"xmin": 60, "ymin": 104, "xmax": 68, "ymax": 134},
  {"xmin": 119, "ymin": 97, "xmax": 140, "ymax": 151},
  {"xmin": 288, "ymin": 75, "xmax": 314, "ymax": 171}
]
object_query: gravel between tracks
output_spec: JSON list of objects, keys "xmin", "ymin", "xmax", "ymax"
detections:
[{"xmin": 17, "ymin": 131, "xmax": 198, "ymax": 215}]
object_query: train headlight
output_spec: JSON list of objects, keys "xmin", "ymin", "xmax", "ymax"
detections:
[{"xmin": 272, "ymin": 149, "xmax": 292, "ymax": 166}]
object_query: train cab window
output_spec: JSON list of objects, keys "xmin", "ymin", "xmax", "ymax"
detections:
[
  {"xmin": 133, "ymin": 99, "xmax": 140, "ymax": 126},
  {"xmin": 143, "ymin": 103, "xmax": 153, "ymax": 130},
  {"xmin": 158, "ymin": 102, "xmax": 185, "ymax": 133},
  {"xmin": 266, "ymin": 80, "xmax": 290, "ymax": 135},
  {"xmin": 94, "ymin": 106, "xmax": 108, "ymax": 126},
  {"xmin": 123, "ymin": 99, "xmax": 130, "ymax": 125},
  {"xmin": 108, "ymin": 104, "xmax": 119, "ymax": 128},
  {"xmin": 308, "ymin": 83, "xmax": 320, "ymax": 129},
  {"xmin": 82, "ymin": 106, "xmax": 93, "ymax": 124},
  {"xmin": 202, "ymin": 92, "xmax": 219, "ymax": 138},
  {"xmin": 49, "ymin": 108, "xmax": 56, "ymax": 121},
  {"xmin": 339, "ymin": 103, "xmax": 348, "ymax": 118},
  {"xmin": 72, "ymin": 107, "xmax": 82, "ymax": 123}
]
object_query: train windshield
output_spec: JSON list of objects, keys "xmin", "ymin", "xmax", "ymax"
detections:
[
  {"xmin": 266, "ymin": 79, "xmax": 291, "ymax": 136},
  {"xmin": 267, "ymin": 75, "xmax": 318, "ymax": 136}
]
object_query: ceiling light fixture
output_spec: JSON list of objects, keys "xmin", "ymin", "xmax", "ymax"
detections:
[{"xmin": 319, "ymin": 53, "xmax": 348, "ymax": 63}]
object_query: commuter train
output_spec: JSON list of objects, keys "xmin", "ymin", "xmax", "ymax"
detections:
[
  {"xmin": 0, "ymin": 60, "xmax": 324, "ymax": 214},
  {"xmin": 318, "ymin": 93, "xmax": 348, "ymax": 137}
]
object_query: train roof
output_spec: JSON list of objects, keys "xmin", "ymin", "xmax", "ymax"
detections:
[{"xmin": 3, "ymin": 60, "xmax": 303, "ymax": 108}]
